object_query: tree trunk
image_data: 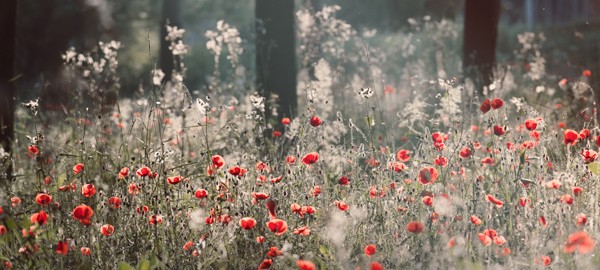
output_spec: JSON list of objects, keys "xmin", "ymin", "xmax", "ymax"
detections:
[
  {"xmin": 0, "ymin": 0, "xmax": 17, "ymax": 179},
  {"xmin": 463, "ymin": 0, "xmax": 501, "ymax": 96},
  {"xmin": 256, "ymin": 0, "xmax": 297, "ymax": 121},
  {"xmin": 160, "ymin": 0, "xmax": 182, "ymax": 82}
]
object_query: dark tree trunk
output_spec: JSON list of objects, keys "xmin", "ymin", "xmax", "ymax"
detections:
[
  {"xmin": 0, "ymin": 0, "xmax": 17, "ymax": 178},
  {"xmin": 256, "ymin": 0, "xmax": 297, "ymax": 120},
  {"xmin": 463, "ymin": 0, "xmax": 501, "ymax": 96},
  {"xmin": 160, "ymin": 0, "xmax": 182, "ymax": 82}
]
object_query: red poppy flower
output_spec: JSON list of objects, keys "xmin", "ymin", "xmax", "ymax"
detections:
[
  {"xmin": 73, "ymin": 163, "xmax": 84, "ymax": 174},
  {"xmin": 136, "ymin": 205, "xmax": 149, "ymax": 214},
  {"xmin": 564, "ymin": 129, "xmax": 579, "ymax": 146},
  {"xmin": 545, "ymin": 179, "xmax": 561, "ymax": 189},
  {"xmin": 576, "ymin": 213, "xmax": 587, "ymax": 226},
  {"xmin": 239, "ymin": 217, "xmax": 257, "ymax": 230},
  {"xmin": 258, "ymin": 259, "xmax": 273, "ymax": 270},
  {"xmin": 583, "ymin": 69, "xmax": 592, "ymax": 77},
  {"xmin": 81, "ymin": 184, "xmax": 96, "ymax": 197},
  {"xmin": 541, "ymin": 256, "xmax": 551, "ymax": 266},
  {"xmin": 302, "ymin": 152, "xmax": 319, "ymax": 165},
  {"xmin": 573, "ymin": 187, "xmax": 584, "ymax": 196},
  {"xmin": 256, "ymin": 236, "xmax": 265, "ymax": 243},
  {"xmin": 228, "ymin": 166, "xmax": 247, "ymax": 176},
  {"xmin": 30, "ymin": 210, "xmax": 49, "ymax": 225},
  {"xmin": 80, "ymin": 247, "xmax": 91, "ymax": 256},
  {"xmin": 136, "ymin": 166, "xmax": 151, "ymax": 177},
  {"xmin": 107, "ymin": 197, "xmax": 122, "ymax": 209},
  {"xmin": 311, "ymin": 185, "xmax": 321, "ymax": 197},
  {"xmin": 422, "ymin": 196, "xmax": 433, "ymax": 206},
  {"xmin": 266, "ymin": 199, "xmax": 277, "ymax": 219},
  {"xmin": 490, "ymin": 98, "xmax": 504, "ymax": 109},
  {"xmin": 0, "ymin": 225, "xmax": 6, "ymax": 236},
  {"xmin": 539, "ymin": 216, "xmax": 548, "ymax": 227},
  {"xmin": 28, "ymin": 145, "xmax": 39, "ymax": 155},
  {"xmin": 310, "ymin": 116, "xmax": 323, "ymax": 127},
  {"xmin": 167, "ymin": 175, "xmax": 184, "ymax": 185},
  {"xmin": 480, "ymin": 99, "xmax": 491, "ymax": 113},
  {"xmin": 434, "ymin": 156, "xmax": 448, "ymax": 167},
  {"xmin": 211, "ymin": 155, "xmax": 225, "ymax": 168},
  {"xmin": 266, "ymin": 246, "xmax": 283, "ymax": 258},
  {"xmin": 293, "ymin": 226, "xmax": 311, "ymax": 236},
  {"xmin": 560, "ymin": 195, "xmax": 574, "ymax": 205},
  {"xmin": 524, "ymin": 119, "xmax": 537, "ymax": 130},
  {"xmin": 481, "ymin": 157, "xmax": 494, "ymax": 165},
  {"xmin": 389, "ymin": 161, "xmax": 407, "ymax": 172},
  {"xmin": 272, "ymin": 131, "xmax": 282, "ymax": 137},
  {"xmin": 335, "ymin": 201, "xmax": 349, "ymax": 211},
  {"xmin": 564, "ymin": 231, "xmax": 595, "ymax": 254},
  {"xmin": 364, "ymin": 244, "xmax": 377, "ymax": 256},
  {"xmin": 286, "ymin": 156, "xmax": 296, "ymax": 164},
  {"xmin": 282, "ymin": 118, "xmax": 291, "ymax": 125},
  {"xmin": 195, "ymin": 189, "xmax": 208, "ymax": 199},
  {"xmin": 470, "ymin": 215, "xmax": 482, "ymax": 225},
  {"xmin": 252, "ymin": 192, "xmax": 270, "ymax": 200},
  {"xmin": 101, "ymin": 224, "xmax": 114, "ymax": 236},
  {"xmin": 417, "ymin": 167, "xmax": 438, "ymax": 185},
  {"xmin": 266, "ymin": 219, "xmax": 288, "ymax": 236},
  {"xmin": 493, "ymin": 126, "xmax": 505, "ymax": 136},
  {"xmin": 128, "ymin": 183, "xmax": 140, "ymax": 195},
  {"xmin": 296, "ymin": 260, "xmax": 316, "ymax": 270},
  {"xmin": 370, "ymin": 262, "xmax": 384, "ymax": 270},
  {"xmin": 580, "ymin": 149, "xmax": 598, "ymax": 163},
  {"xmin": 432, "ymin": 132, "xmax": 448, "ymax": 143},
  {"xmin": 149, "ymin": 215, "xmax": 163, "ymax": 225},
  {"xmin": 35, "ymin": 193, "xmax": 52, "ymax": 206},
  {"xmin": 486, "ymin": 194, "xmax": 504, "ymax": 208},
  {"xmin": 459, "ymin": 147, "xmax": 472, "ymax": 159},
  {"xmin": 72, "ymin": 204, "xmax": 94, "ymax": 225},
  {"xmin": 396, "ymin": 149, "xmax": 411, "ymax": 162},
  {"xmin": 118, "ymin": 167, "xmax": 129, "ymax": 179},
  {"xmin": 270, "ymin": 176, "xmax": 283, "ymax": 184},
  {"xmin": 56, "ymin": 241, "xmax": 68, "ymax": 255},
  {"xmin": 406, "ymin": 221, "xmax": 424, "ymax": 233},
  {"xmin": 518, "ymin": 197, "xmax": 530, "ymax": 207},
  {"xmin": 338, "ymin": 176, "xmax": 350, "ymax": 185}
]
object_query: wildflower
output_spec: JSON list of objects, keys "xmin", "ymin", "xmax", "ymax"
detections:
[
  {"xmin": 286, "ymin": 156, "xmax": 296, "ymax": 164},
  {"xmin": 282, "ymin": 118, "xmax": 291, "ymax": 125},
  {"xmin": 136, "ymin": 205, "xmax": 149, "ymax": 214},
  {"xmin": 256, "ymin": 236, "xmax": 265, "ymax": 243},
  {"xmin": 81, "ymin": 183, "xmax": 96, "ymax": 197},
  {"xmin": 470, "ymin": 215, "xmax": 483, "ymax": 225},
  {"xmin": 539, "ymin": 216, "xmax": 548, "ymax": 227},
  {"xmin": 136, "ymin": 166, "xmax": 151, "ymax": 177},
  {"xmin": 563, "ymin": 129, "xmax": 579, "ymax": 145},
  {"xmin": 0, "ymin": 225, "xmax": 6, "ymax": 236},
  {"xmin": 459, "ymin": 147, "xmax": 472, "ymax": 158},
  {"xmin": 211, "ymin": 155, "xmax": 225, "ymax": 168},
  {"xmin": 370, "ymin": 262, "xmax": 384, "ymax": 270},
  {"xmin": 434, "ymin": 156, "xmax": 448, "ymax": 167},
  {"xmin": 267, "ymin": 246, "xmax": 283, "ymax": 258},
  {"xmin": 56, "ymin": 241, "xmax": 68, "ymax": 255},
  {"xmin": 490, "ymin": 98, "xmax": 504, "ymax": 109},
  {"xmin": 541, "ymin": 256, "xmax": 552, "ymax": 266},
  {"xmin": 149, "ymin": 215, "xmax": 163, "ymax": 225},
  {"xmin": 432, "ymin": 132, "xmax": 448, "ymax": 143},
  {"xmin": 272, "ymin": 131, "xmax": 282, "ymax": 137},
  {"xmin": 580, "ymin": 149, "xmax": 598, "ymax": 163},
  {"xmin": 311, "ymin": 186, "xmax": 321, "ymax": 197},
  {"xmin": 228, "ymin": 166, "xmax": 247, "ymax": 176},
  {"xmin": 302, "ymin": 152, "xmax": 319, "ymax": 165},
  {"xmin": 310, "ymin": 116, "xmax": 323, "ymax": 127},
  {"xmin": 364, "ymin": 244, "xmax": 376, "ymax": 256},
  {"xmin": 486, "ymin": 194, "xmax": 504, "ymax": 208},
  {"xmin": 72, "ymin": 204, "xmax": 94, "ymax": 225},
  {"xmin": 80, "ymin": 247, "xmax": 91, "ymax": 256},
  {"xmin": 389, "ymin": 161, "xmax": 407, "ymax": 172},
  {"xmin": 573, "ymin": 187, "xmax": 584, "ymax": 196},
  {"xmin": 545, "ymin": 179, "xmax": 561, "ymax": 189},
  {"xmin": 576, "ymin": 213, "xmax": 587, "ymax": 226},
  {"xmin": 480, "ymin": 99, "xmax": 491, "ymax": 113},
  {"xmin": 101, "ymin": 224, "xmax": 114, "ymax": 236},
  {"xmin": 29, "ymin": 210, "xmax": 49, "ymax": 225},
  {"xmin": 167, "ymin": 175, "xmax": 184, "ymax": 185},
  {"xmin": 493, "ymin": 126, "xmax": 505, "ymax": 136},
  {"xmin": 524, "ymin": 119, "xmax": 537, "ymax": 130},
  {"xmin": 396, "ymin": 149, "xmax": 411, "ymax": 162},
  {"xmin": 258, "ymin": 259, "xmax": 273, "ymax": 270},
  {"xmin": 338, "ymin": 176, "xmax": 350, "ymax": 185},
  {"xmin": 422, "ymin": 196, "xmax": 433, "ymax": 206},
  {"xmin": 28, "ymin": 145, "xmax": 39, "ymax": 155},
  {"xmin": 564, "ymin": 231, "xmax": 595, "ymax": 254},
  {"xmin": 406, "ymin": 221, "xmax": 424, "ymax": 233},
  {"xmin": 107, "ymin": 197, "xmax": 122, "ymax": 209},
  {"xmin": 252, "ymin": 192, "xmax": 270, "ymax": 200},
  {"xmin": 518, "ymin": 197, "xmax": 530, "ymax": 207},
  {"xmin": 335, "ymin": 200, "xmax": 349, "ymax": 211},
  {"xmin": 128, "ymin": 183, "xmax": 140, "ymax": 195},
  {"xmin": 195, "ymin": 189, "xmax": 208, "ymax": 199},
  {"xmin": 293, "ymin": 226, "xmax": 311, "ymax": 236},
  {"xmin": 583, "ymin": 69, "xmax": 592, "ymax": 77},
  {"xmin": 266, "ymin": 219, "xmax": 288, "ymax": 236},
  {"xmin": 73, "ymin": 163, "xmax": 84, "ymax": 174},
  {"xmin": 296, "ymin": 260, "xmax": 316, "ymax": 270},
  {"xmin": 481, "ymin": 157, "xmax": 494, "ymax": 165},
  {"xmin": 239, "ymin": 217, "xmax": 257, "ymax": 230},
  {"xmin": 417, "ymin": 167, "xmax": 438, "ymax": 185},
  {"xmin": 560, "ymin": 195, "xmax": 574, "ymax": 205},
  {"xmin": 35, "ymin": 193, "xmax": 52, "ymax": 206}
]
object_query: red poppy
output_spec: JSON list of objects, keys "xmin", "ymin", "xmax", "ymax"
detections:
[
  {"xmin": 417, "ymin": 167, "xmax": 438, "ymax": 185},
  {"xmin": 30, "ymin": 210, "xmax": 49, "ymax": 225},
  {"xmin": 101, "ymin": 224, "xmax": 114, "ymax": 236},
  {"xmin": 266, "ymin": 219, "xmax": 288, "ymax": 236},
  {"xmin": 545, "ymin": 179, "xmax": 561, "ymax": 189},
  {"xmin": 459, "ymin": 147, "xmax": 472, "ymax": 158},
  {"xmin": 434, "ymin": 156, "xmax": 448, "ymax": 167},
  {"xmin": 107, "ymin": 197, "xmax": 122, "ymax": 209},
  {"xmin": 167, "ymin": 175, "xmax": 184, "ymax": 185},
  {"xmin": 128, "ymin": 182, "xmax": 140, "ymax": 195},
  {"xmin": 282, "ymin": 118, "xmax": 291, "ymax": 125},
  {"xmin": 422, "ymin": 196, "xmax": 433, "ymax": 206},
  {"xmin": 195, "ymin": 189, "xmax": 208, "ymax": 199},
  {"xmin": 258, "ymin": 259, "xmax": 273, "ymax": 270},
  {"xmin": 370, "ymin": 262, "xmax": 384, "ymax": 270},
  {"xmin": 28, "ymin": 145, "xmax": 39, "ymax": 155},
  {"xmin": 252, "ymin": 192, "xmax": 270, "ymax": 200},
  {"xmin": 541, "ymin": 256, "xmax": 551, "ymax": 266},
  {"xmin": 583, "ymin": 69, "xmax": 592, "ymax": 77},
  {"xmin": 149, "ymin": 215, "xmax": 163, "ymax": 225},
  {"xmin": 302, "ymin": 152, "xmax": 319, "ymax": 165},
  {"xmin": 239, "ymin": 217, "xmax": 257, "ymax": 230},
  {"xmin": 73, "ymin": 163, "xmax": 84, "ymax": 174},
  {"xmin": 266, "ymin": 200, "xmax": 277, "ymax": 219},
  {"xmin": 311, "ymin": 186, "xmax": 322, "ymax": 197},
  {"xmin": 493, "ymin": 126, "xmax": 505, "ymax": 136},
  {"xmin": 136, "ymin": 166, "xmax": 151, "ymax": 177},
  {"xmin": 272, "ymin": 131, "xmax": 282, "ymax": 137},
  {"xmin": 256, "ymin": 236, "xmax": 265, "ymax": 243},
  {"xmin": 564, "ymin": 231, "xmax": 595, "ymax": 254},
  {"xmin": 481, "ymin": 157, "xmax": 494, "ymax": 165},
  {"xmin": 296, "ymin": 260, "xmax": 316, "ymax": 270},
  {"xmin": 580, "ymin": 149, "xmax": 598, "ymax": 163},
  {"xmin": 118, "ymin": 167, "xmax": 129, "ymax": 179},
  {"xmin": 486, "ymin": 194, "xmax": 504, "ymax": 208},
  {"xmin": 560, "ymin": 194, "xmax": 574, "ymax": 205},
  {"xmin": 576, "ymin": 213, "xmax": 587, "ymax": 226},
  {"xmin": 310, "ymin": 116, "xmax": 323, "ymax": 127},
  {"xmin": 524, "ymin": 119, "xmax": 537, "ymax": 130},
  {"xmin": 470, "ymin": 215, "xmax": 482, "ymax": 225},
  {"xmin": 364, "ymin": 244, "xmax": 377, "ymax": 256},
  {"xmin": 518, "ymin": 197, "xmax": 530, "ymax": 207},
  {"xmin": 389, "ymin": 161, "xmax": 407, "ymax": 172},
  {"xmin": 0, "ymin": 225, "xmax": 6, "ymax": 236},
  {"xmin": 564, "ymin": 129, "xmax": 579, "ymax": 145},
  {"xmin": 286, "ymin": 156, "xmax": 296, "ymax": 164},
  {"xmin": 396, "ymin": 149, "xmax": 411, "ymax": 162},
  {"xmin": 490, "ymin": 98, "xmax": 504, "ymax": 109},
  {"xmin": 81, "ymin": 183, "xmax": 96, "ymax": 197},
  {"xmin": 406, "ymin": 221, "xmax": 424, "ymax": 233},
  {"xmin": 539, "ymin": 216, "xmax": 548, "ymax": 227},
  {"xmin": 480, "ymin": 99, "xmax": 491, "ymax": 113},
  {"xmin": 56, "ymin": 241, "xmax": 68, "ymax": 255},
  {"xmin": 267, "ymin": 246, "xmax": 283, "ymax": 258},
  {"xmin": 432, "ymin": 132, "xmax": 448, "ymax": 143},
  {"xmin": 80, "ymin": 247, "xmax": 91, "ymax": 256},
  {"xmin": 293, "ymin": 226, "xmax": 311, "ymax": 236},
  {"xmin": 573, "ymin": 187, "xmax": 584, "ymax": 196},
  {"xmin": 338, "ymin": 176, "xmax": 350, "ymax": 185},
  {"xmin": 211, "ymin": 155, "xmax": 225, "ymax": 168},
  {"xmin": 335, "ymin": 200, "xmax": 349, "ymax": 211},
  {"xmin": 136, "ymin": 205, "xmax": 149, "ymax": 214},
  {"xmin": 35, "ymin": 193, "xmax": 52, "ymax": 206},
  {"xmin": 72, "ymin": 204, "xmax": 94, "ymax": 225},
  {"xmin": 228, "ymin": 166, "xmax": 247, "ymax": 176}
]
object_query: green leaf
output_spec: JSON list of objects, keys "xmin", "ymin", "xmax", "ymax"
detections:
[
  {"xmin": 118, "ymin": 262, "xmax": 135, "ymax": 270},
  {"xmin": 138, "ymin": 259, "xmax": 150, "ymax": 270},
  {"xmin": 588, "ymin": 162, "xmax": 600, "ymax": 176}
]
